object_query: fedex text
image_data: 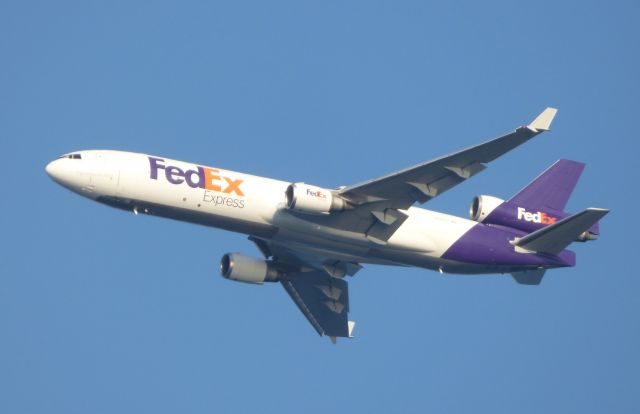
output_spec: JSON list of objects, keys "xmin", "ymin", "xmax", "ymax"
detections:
[
  {"xmin": 517, "ymin": 207, "xmax": 556, "ymax": 225},
  {"xmin": 306, "ymin": 189, "xmax": 326, "ymax": 198},
  {"xmin": 149, "ymin": 157, "xmax": 244, "ymax": 196}
]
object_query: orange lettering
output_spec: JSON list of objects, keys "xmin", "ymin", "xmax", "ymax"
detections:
[
  {"xmin": 223, "ymin": 177, "xmax": 244, "ymax": 196},
  {"xmin": 541, "ymin": 213, "xmax": 557, "ymax": 225},
  {"xmin": 204, "ymin": 168, "xmax": 221, "ymax": 191}
]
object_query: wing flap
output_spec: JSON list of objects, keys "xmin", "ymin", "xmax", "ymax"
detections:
[{"xmin": 366, "ymin": 208, "xmax": 409, "ymax": 244}]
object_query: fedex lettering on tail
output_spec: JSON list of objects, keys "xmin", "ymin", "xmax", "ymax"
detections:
[
  {"xmin": 149, "ymin": 157, "xmax": 244, "ymax": 196},
  {"xmin": 517, "ymin": 207, "xmax": 556, "ymax": 225}
]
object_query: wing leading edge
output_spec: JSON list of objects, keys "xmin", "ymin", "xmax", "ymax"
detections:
[{"xmin": 339, "ymin": 108, "xmax": 558, "ymax": 210}]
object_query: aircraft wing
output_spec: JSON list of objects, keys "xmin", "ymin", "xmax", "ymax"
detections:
[
  {"xmin": 281, "ymin": 270, "xmax": 354, "ymax": 340},
  {"xmin": 250, "ymin": 237, "xmax": 357, "ymax": 341},
  {"xmin": 339, "ymin": 108, "xmax": 557, "ymax": 211}
]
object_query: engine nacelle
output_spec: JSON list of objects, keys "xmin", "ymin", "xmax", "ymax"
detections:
[
  {"xmin": 469, "ymin": 195, "xmax": 505, "ymax": 222},
  {"xmin": 470, "ymin": 195, "xmax": 600, "ymax": 240},
  {"xmin": 285, "ymin": 182, "xmax": 346, "ymax": 214},
  {"xmin": 219, "ymin": 253, "xmax": 279, "ymax": 284}
]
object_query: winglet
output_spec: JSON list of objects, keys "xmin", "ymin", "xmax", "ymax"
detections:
[{"xmin": 528, "ymin": 107, "xmax": 558, "ymax": 132}]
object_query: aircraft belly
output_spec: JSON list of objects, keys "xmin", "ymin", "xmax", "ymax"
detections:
[
  {"xmin": 269, "ymin": 207, "xmax": 483, "ymax": 270},
  {"xmin": 97, "ymin": 196, "xmax": 277, "ymax": 238},
  {"xmin": 368, "ymin": 247, "xmax": 508, "ymax": 274},
  {"xmin": 265, "ymin": 234, "xmax": 508, "ymax": 274}
]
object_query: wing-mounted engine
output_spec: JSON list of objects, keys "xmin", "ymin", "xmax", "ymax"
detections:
[
  {"xmin": 285, "ymin": 183, "xmax": 347, "ymax": 214},
  {"xmin": 220, "ymin": 253, "xmax": 280, "ymax": 284}
]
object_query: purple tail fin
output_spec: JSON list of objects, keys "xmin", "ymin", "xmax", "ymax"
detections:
[
  {"xmin": 509, "ymin": 159, "xmax": 585, "ymax": 212},
  {"xmin": 508, "ymin": 159, "xmax": 599, "ymax": 234}
]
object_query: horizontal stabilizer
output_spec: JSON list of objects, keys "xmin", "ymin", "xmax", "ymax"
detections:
[
  {"xmin": 513, "ymin": 208, "xmax": 609, "ymax": 254},
  {"xmin": 511, "ymin": 269, "xmax": 546, "ymax": 285}
]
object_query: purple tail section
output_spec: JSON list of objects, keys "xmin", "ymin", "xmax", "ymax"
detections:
[
  {"xmin": 509, "ymin": 159, "xmax": 599, "ymax": 234},
  {"xmin": 509, "ymin": 159, "xmax": 585, "ymax": 212},
  {"xmin": 482, "ymin": 159, "xmax": 600, "ymax": 235}
]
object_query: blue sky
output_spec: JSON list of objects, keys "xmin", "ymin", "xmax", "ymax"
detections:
[{"xmin": 1, "ymin": 1, "xmax": 637, "ymax": 413}]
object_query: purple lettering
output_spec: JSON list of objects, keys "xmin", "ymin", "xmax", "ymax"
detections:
[
  {"xmin": 149, "ymin": 157, "xmax": 165, "ymax": 180},
  {"xmin": 149, "ymin": 158, "xmax": 244, "ymax": 199},
  {"xmin": 185, "ymin": 167, "xmax": 205, "ymax": 188},
  {"xmin": 166, "ymin": 166, "xmax": 185, "ymax": 184}
]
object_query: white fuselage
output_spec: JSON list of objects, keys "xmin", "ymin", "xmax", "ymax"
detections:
[{"xmin": 46, "ymin": 150, "xmax": 484, "ymax": 273}]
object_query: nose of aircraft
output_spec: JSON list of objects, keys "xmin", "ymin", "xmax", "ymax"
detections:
[
  {"xmin": 45, "ymin": 158, "xmax": 70, "ymax": 185},
  {"xmin": 46, "ymin": 152, "xmax": 119, "ymax": 198},
  {"xmin": 45, "ymin": 159, "xmax": 62, "ymax": 181},
  {"xmin": 45, "ymin": 156, "xmax": 83, "ymax": 190}
]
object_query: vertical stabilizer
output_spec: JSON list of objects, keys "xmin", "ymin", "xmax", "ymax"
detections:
[{"xmin": 509, "ymin": 159, "xmax": 585, "ymax": 212}]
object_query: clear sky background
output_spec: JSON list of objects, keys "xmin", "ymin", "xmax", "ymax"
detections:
[{"xmin": 1, "ymin": 1, "xmax": 638, "ymax": 413}]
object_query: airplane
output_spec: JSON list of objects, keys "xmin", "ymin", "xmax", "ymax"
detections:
[{"xmin": 46, "ymin": 107, "xmax": 609, "ymax": 342}]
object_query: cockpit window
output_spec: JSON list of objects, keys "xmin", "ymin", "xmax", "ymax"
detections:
[{"xmin": 58, "ymin": 153, "xmax": 82, "ymax": 160}]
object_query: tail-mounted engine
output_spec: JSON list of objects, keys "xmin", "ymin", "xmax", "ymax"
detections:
[
  {"xmin": 469, "ymin": 195, "xmax": 505, "ymax": 222},
  {"xmin": 470, "ymin": 194, "xmax": 562, "ymax": 233},
  {"xmin": 469, "ymin": 194, "xmax": 599, "ymax": 239},
  {"xmin": 220, "ymin": 253, "xmax": 279, "ymax": 284},
  {"xmin": 285, "ymin": 182, "xmax": 347, "ymax": 214}
]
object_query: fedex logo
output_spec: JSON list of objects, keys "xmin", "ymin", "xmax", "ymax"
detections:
[
  {"xmin": 306, "ymin": 189, "xmax": 327, "ymax": 198},
  {"xmin": 149, "ymin": 157, "xmax": 244, "ymax": 196},
  {"xmin": 517, "ymin": 207, "xmax": 556, "ymax": 224}
]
